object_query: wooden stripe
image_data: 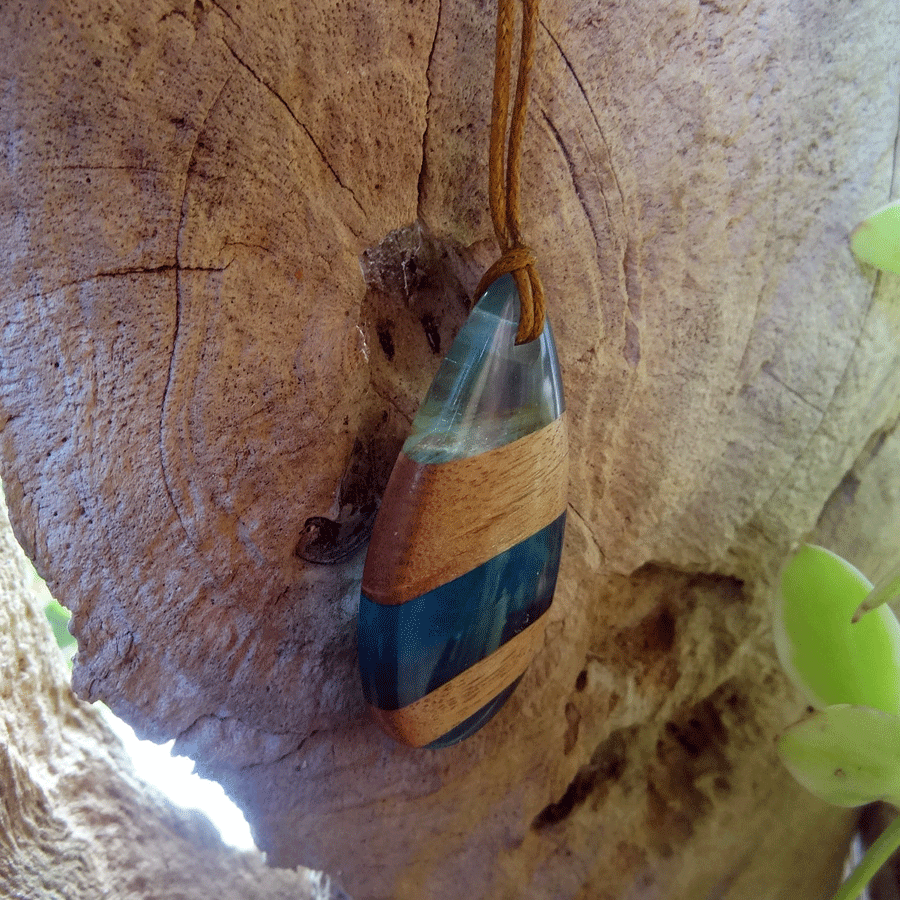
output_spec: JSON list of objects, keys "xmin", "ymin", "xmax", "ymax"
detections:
[
  {"xmin": 362, "ymin": 414, "xmax": 567, "ymax": 606},
  {"xmin": 369, "ymin": 610, "xmax": 549, "ymax": 747}
]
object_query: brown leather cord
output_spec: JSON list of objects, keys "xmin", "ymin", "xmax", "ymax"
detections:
[{"xmin": 475, "ymin": 0, "xmax": 545, "ymax": 345}]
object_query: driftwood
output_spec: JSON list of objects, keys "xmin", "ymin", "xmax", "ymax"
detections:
[
  {"xmin": 1, "ymin": 0, "xmax": 899, "ymax": 896},
  {"xmin": 0, "ymin": 493, "xmax": 341, "ymax": 899}
]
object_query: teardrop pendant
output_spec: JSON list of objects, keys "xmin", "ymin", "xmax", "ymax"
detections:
[{"xmin": 358, "ymin": 274, "xmax": 568, "ymax": 747}]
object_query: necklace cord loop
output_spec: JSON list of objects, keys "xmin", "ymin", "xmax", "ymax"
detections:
[{"xmin": 478, "ymin": 0, "xmax": 544, "ymax": 345}]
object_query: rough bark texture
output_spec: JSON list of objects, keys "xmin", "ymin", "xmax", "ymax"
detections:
[
  {"xmin": 1, "ymin": 0, "xmax": 899, "ymax": 897},
  {"xmin": 0, "ymin": 493, "xmax": 344, "ymax": 899}
]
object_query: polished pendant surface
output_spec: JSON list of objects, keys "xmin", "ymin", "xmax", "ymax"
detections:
[{"xmin": 358, "ymin": 274, "xmax": 568, "ymax": 747}]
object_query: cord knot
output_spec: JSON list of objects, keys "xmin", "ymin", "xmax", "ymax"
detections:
[{"xmin": 473, "ymin": 245, "xmax": 545, "ymax": 345}]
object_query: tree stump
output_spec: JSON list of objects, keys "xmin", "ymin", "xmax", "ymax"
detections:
[{"xmin": 1, "ymin": 0, "xmax": 899, "ymax": 897}]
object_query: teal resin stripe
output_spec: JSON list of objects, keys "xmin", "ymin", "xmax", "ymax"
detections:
[{"xmin": 358, "ymin": 511, "xmax": 566, "ymax": 712}]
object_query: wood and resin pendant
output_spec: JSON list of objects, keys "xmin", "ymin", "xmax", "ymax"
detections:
[{"xmin": 358, "ymin": 273, "xmax": 568, "ymax": 748}]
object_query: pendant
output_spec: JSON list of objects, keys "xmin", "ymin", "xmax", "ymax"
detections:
[{"xmin": 358, "ymin": 273, "xmax": 568, "ymax": 748}]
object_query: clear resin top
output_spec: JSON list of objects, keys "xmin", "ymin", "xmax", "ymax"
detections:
[{"xmin": 403, "ymin": 274, "xmax": 565, "ymax": 464}]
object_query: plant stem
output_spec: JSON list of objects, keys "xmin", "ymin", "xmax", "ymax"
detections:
[
  {"xmin": 834, "ymin": 811, "xmax": 900, "ymax": 900},
  {"xmin": 853, "ymin": 562, "xmax": 900, "ymax": 622}
]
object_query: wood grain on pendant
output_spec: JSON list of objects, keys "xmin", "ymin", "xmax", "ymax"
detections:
[
  {"xmin": 369, "ymin": 608, "xmax": 550, "ymax": 747},
  {"xmin": 362, "ymin": 414, "xmax": 568, "ymax": 606}
]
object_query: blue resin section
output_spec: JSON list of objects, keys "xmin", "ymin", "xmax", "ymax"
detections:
[
  {"xmin": 403, "ymin": 274, "xmax": 565, "ymax": 465},
  {"xmin": 358, "ymin": 512, "xmax": 566, "ymax": 711}
]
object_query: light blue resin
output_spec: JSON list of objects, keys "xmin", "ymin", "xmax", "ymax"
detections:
[{"xmin": 403, "ymin": 274, "xmax": 564, "ymax": 464}]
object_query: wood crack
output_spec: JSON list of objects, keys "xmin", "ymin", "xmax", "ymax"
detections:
[
  {"xmin": 568, "ymin": 502, "xmax": 605, "ymax": 564},
  {"xmin": 539, "ymin": 109, "xmax": 607, "ymax": 275},
  {"xmin": 14, "ymin": 266, "xmax": 181, "ymax": 307},
  {"xmin": 172, "ymin": 713, "xmax": 308, "ymax": 772},
  {"xmin": 93, "ymin": 264, "xmax": 226, "ymax": 278},
  {"xmin": 161, "ymin": 76, "xmax": 232, "ymax": 549},
  {"xmin": 52, "ymin": 164, "xmax": 171, "ymax": 174},
  {"xmin": 220, "ymin": 38, "xmax": 365, "ymax": 216},
  {"xmin": 239, "ymin": 732, "xmax": 316, "ymax": 771},
  {"xmin": 416, "ymin": 0, "xmax": 442, "ymax": 220},
  {"xmin": 370, "ymin": 382, "xmax": 413, "ymax": 425},
  {"xmin": 540, "ymin": 22, "xmax": 627, "ymax": 216},
  {"xmin": 539, "ymin": 21, "xmax": 641, "ymax": 331},
  {"xmin": 760, "ymin": 362, "xmax": 825, "ymax": 414},
  {"xmin": 206, "ymin": 0, "xmax": 240, "ymax": 30},
  {"xmin": 754, "ymin": 295, "xmax": 878, "ymax": 519},
  {"xmin": 9, "ymin": 264, "xmax": 227, "ymax": 316}
]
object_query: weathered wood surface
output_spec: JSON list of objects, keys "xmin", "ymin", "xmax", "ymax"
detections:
[
  {"xmin": 0, "ymin": 494, "xmax": 341, "ymax": 900},
  {"xmin": 1, "ymin": 0, "xmax": 899, "ymax": 897}
]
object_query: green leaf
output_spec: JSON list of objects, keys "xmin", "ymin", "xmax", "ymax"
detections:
[
  {"xmin": 772, "ymin": 544, "xmax": 900, "ymax": 712},
  {"xmin": 44, "ymin": 599, "xmax": 76, "ymax": 650},
  {"xmin": 777, "ymin": 705, "xmax": 900, "ymax": 807},
  {"xmin": 850, "ymin": 199, "xmax": 900, "ymax": 273}
]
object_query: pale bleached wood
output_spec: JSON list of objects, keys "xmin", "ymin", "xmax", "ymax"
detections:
[{"xmin": 363, "ymin": 415, "xmax": 568, "ymax": 604}]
